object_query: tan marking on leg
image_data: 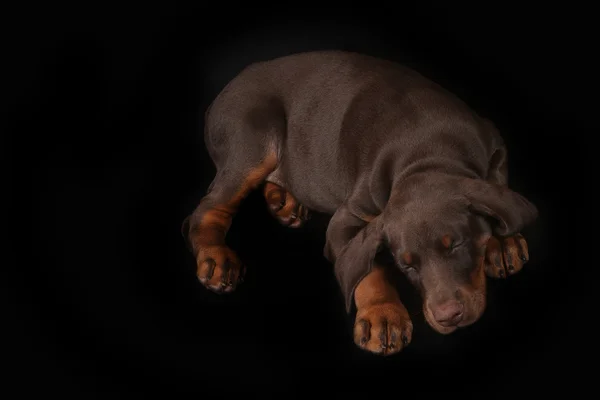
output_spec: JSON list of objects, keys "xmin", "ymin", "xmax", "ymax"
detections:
[
  {"xmin": 484, "ymin": 233, "xmax": 529, "ymax": 279},
  {"xmin": 353, "ymin": 265, "xmax": 413, "ymax": 355},
  {"xmin": 190, "ymin": 152, "xmax": 278, "ymax": 292},
  {"xmin": 484, "ymin": 236, "xmax": 506, "ymax": 278},
  {"xmin": 503, "ymin": 233, "xmax": 529, "ymax": 275},
  {"xmin": 263, "ymin": 181, "xmax": 311, "ymax": 228},
  {"xmin": 264, "ymin": 182, "xmax": 285, "ymax": 211},
  {"xmin": 194, "ymin": 151, "xmax": 278, "ymax": 247}
]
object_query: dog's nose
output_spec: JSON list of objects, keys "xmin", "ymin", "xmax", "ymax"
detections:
[{"xmin": 432, "ymin": 300, "xmax": 464, "ymax": 327}]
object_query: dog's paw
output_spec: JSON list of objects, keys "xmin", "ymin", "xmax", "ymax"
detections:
[
  {"xmin": 485, "ymin": 233, "xmax": 529, "ymax": 279},
  {"xmin": 196, "ymin": 246, "xmax": 245, "ymax": 293},
  {"xmin": 354, "ymin": 302, "xmax": 413, "ymax": 356},
  {"xmin": 264, "ymin": 184, "xmax": 311, "ymax": 228}
]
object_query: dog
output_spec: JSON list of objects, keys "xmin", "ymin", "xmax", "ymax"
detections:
[{"xmin": 183, "ymin": 50, "xmax": 538, "ymax": 356}]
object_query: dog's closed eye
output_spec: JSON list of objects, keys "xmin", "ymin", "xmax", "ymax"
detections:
[
  {"xmin": 441, "ymin": 235, "xmax": 466, "ymax": 252},
  {"xmin": 450, "ymin": 240, "xmax": 466, "ymax": 252}
]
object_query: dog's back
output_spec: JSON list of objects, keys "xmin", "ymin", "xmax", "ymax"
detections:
[{"xmin": 205, "ymin": 51, "xmax": 502, "ymax": 213}]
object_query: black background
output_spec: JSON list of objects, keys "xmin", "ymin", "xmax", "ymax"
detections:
[{"xmin": 6, "ymin": 4, "xmax": 596, "ymax": 398}]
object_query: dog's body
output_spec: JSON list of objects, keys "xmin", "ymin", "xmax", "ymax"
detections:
[{"xmin": 185, "ymin": 51, "xmax": 538, "ymax": 355}]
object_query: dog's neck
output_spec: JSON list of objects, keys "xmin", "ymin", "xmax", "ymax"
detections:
[
  {"xmin": 384, "ymin": 170, "xmax": 494, "ymax": 241},
  {"xmin": 391, "ymin": 156, "xmax": 481, "ymax": 189},
  {"xmin": 389, "ymin": 169, "xmax": 473, "ymax": 205}
]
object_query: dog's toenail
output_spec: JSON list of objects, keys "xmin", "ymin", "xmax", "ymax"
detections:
[
  {"xmin": 508, "ymin": 265, "xmax": 515, "ymax": 271},
  {"xmin": 499, "ymin": 270, "xmax": 505, "ymax": 278},
  {"xmin": 401, "ymin": 334, "xmax": 408, "ymax": 346},
  {"xmin": 212, "ymin": 283, "xmax": 225, "ymax": 291},
  {"xmin": 520, "ymin": 255, "xmax": 527, "ymax": 261},
  {"xmin": 360, "ymin": 337, "xmax": 367, "ymax": 345}
]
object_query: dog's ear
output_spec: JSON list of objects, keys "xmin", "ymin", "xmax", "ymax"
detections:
[
  {"xmin": 463, "ymin": 179, "xmax": 538, "ymax": 237},
  {"xmin": 181, "ymin": 215, "xmax": 193, "ymax": 253},
  {"xmin": 328, "ymin": 215, "xmax": 385, "ymax": 314}
]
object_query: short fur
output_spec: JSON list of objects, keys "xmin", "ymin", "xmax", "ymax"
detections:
[{"xmin": 183, "ymin": 51, "xmax": 538, "ymax": 355}]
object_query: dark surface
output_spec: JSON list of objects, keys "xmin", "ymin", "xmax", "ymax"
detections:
[{"xmin": 7, "ymin": 4, "xmax": 596, "ymax": 398}]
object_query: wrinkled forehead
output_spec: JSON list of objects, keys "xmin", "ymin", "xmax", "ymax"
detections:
[{"xmin": 386, "ymin": 208, "xmax": 472, "ymax": 249}]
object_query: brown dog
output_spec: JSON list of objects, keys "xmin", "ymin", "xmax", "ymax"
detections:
[{"xmin": 183, "ymin": 51, "xmax": 538, "ymax": 356}]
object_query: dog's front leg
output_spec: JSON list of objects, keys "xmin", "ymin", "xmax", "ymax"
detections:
[
  {"xmin": 325, "ymin": 205, "xmax": 412, "ymax": 355},
  {"xmin": 483, "ymin": 145, "xmax": 532, "ymax": 278},
  {"xmin": 484, "ymin": 234, "xmax": 530, "ymax": 278},
  {"xmin": 353, "ymin": 264, "xmax": 413, "ymax": 355}
]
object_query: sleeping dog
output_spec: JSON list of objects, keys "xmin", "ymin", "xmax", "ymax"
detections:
[{"xmin": 183, "ymin": 51, "xmax": 538, "ymax": 355}]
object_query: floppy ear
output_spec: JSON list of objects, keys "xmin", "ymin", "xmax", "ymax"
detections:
[
  {"xmin": 180, "ymin": 215, "xmax": 193, "ymax": 253},
  {"xmin": 329, "ymin": 215, "xmax": 385, "ymax": 314},
  {"xmin": 463, "ymin": 179, "xmax": 538, "ymax": 237}
]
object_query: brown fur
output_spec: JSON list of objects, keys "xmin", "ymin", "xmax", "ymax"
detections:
[
  {"xmin": 353, "ymin": 265, "xmax": 413, "ymax": 356},
  {"xmin": 263, "ymin": 182, "xmax": 310, "ymax": 227},
  {"xmin": 183, "ymin": 51, "xmax": 538, "ymax": 355},
  {"xmin": 188, "ymin": 151, "xmax": 277, "ymax": 292},
  {"xmin": 484, "ymin": 234, "xmax": 529, "ymax": 279}
]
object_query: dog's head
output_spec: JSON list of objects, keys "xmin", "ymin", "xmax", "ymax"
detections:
[{"xmin": 382, "ymin": 178, "xmax": 538, "ymax": 334}]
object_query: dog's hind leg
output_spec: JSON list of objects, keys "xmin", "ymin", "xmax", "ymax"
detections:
[
  {"xmin": 263, "ymin": 179, "xmax": 311, "ymax": 228},
  {"xmin": 183, "ymin": 96, "xmax": 283, "ymax": 293},
  {"xmin": 184, "ymin": 150, "xmax": 277, "ymax": 293}
]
